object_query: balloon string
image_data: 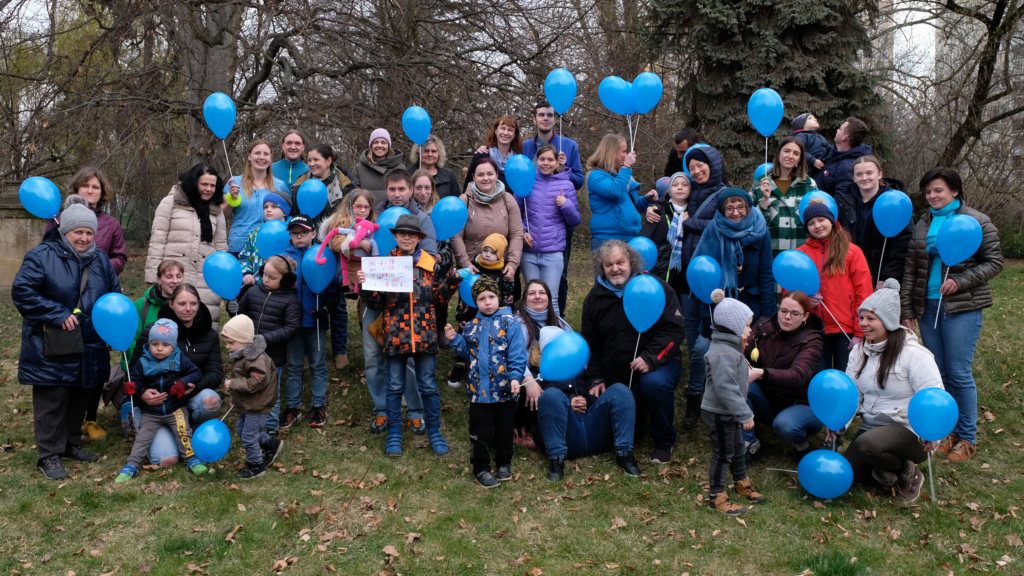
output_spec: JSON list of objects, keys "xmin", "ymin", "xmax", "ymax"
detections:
[
  {"xmin": 558, "ymin": 116, "xmax": 562, "ymax": 156},
  {"xmin": 627, "ymin": 332, "xmax": 641, "ymax": 389},
  {"xmin": 626, "ymin": 115, "xmax": 633, "ymax": 151},
  {"xmin": 222, "ymin": 140, "xmax": 234, "ymax": 179},
  {"xmin": 766, "ymin": 468, "xmax": 798, "ymax": 473},
  {"xmin": 123, "ymin": 351, "xmax": 133, "ymax": 428},
  {"xmin": 819, "ymin": 301, "xmax": 852, "ymax": 342},
  {"xmin": 927, "ymin": 451, "xmax": 936, "ymax": 502},
  {"xmin": 877, "ymin": 237, "xmax": 887, "ymax": 288},
  {"xmin": 220, "ymin": 404, "xmax": 234, "ymax": 422},
  {"xmin": 764, "ymin": 137, "xmax": 768, "ymax": 168},
  {"xmin": 524, "ymin": 202, "xmax": 530, "ymax": 236},
  {"xmin": 933, "ymin": 268, "xmax": 950, "ymax": 329},
  {"xmin": 316, "ymin": 294, "xmax": 321, "ymax": 351}
]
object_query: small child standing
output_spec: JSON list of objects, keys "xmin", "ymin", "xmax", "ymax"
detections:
[
  {"xmin": 791, "ymin": 114, "xmax": 832, "ymax": 178},
  {"xmin": 116, "ymin": 319, "xmax": 206, "ymax": 483},
  {"xmin": 640, "ymin": 172, "xmax": 690, "ymax": 279},
  {"xmin": 239, "ymin": 192, "xmax": 292, "ymax": 287},
  {"xmin": 222, "ymin": 314, "xmax": 282, "ymax": 479},
  {"xmin": 445, "ymin": 276, "xmax": 528, "ymax": 488},
  {"xmin": 701, "ymin": 290, "xmax": 765, "ymax": 515},
  {"xmin": 320, "ymin": 188, "xmax": 379, "ymax": 294}
]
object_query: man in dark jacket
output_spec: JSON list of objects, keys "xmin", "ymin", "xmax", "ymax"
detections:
[
  {"xmin": 374, "ymin": 169, "xmax": 438, "ymax": 257},
  {"xmin": 837, "ymin": 181, "xmax": 913, "ymax": 287},
  {"xmin": 580, "ymin": 241, "xmax": 685, "ymax": 465},
  {"xmin": 819, "ymin": 117, "xmax": 871, "ymax": 203},
  {"xmin": 663, "ymin": 127, "xmax": 700, "ymax": 177}
]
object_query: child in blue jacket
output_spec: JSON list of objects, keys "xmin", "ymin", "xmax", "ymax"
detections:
[{"xmin": 792, "ymin": 113, "xmax": 832, "ymax": 178}]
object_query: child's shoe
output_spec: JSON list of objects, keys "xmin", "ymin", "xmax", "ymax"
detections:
[
  {"xmin": 935, "ymin": 433, "xmax": 957, "ymax": 456},
  {"xmin": 447, "ymin": 362, "xmax": 467, "ymax": 387},
  {"xmin": 733, "ymin": 478, "xmax": 765, "ymax": 502},
  {"xmin": 496, "ymin": 465, "xmax": 512, "ymax": 481},
  {"xmin": 370, "ymin": 415, "xmax": 388, "ymax": 434},
  {"xmin": 115, "ymin": 465, "xmax": 138, "ymax": 483},
  {"xmin": 475, "ymin": 471, "xmax": 499, "ymax": 488},
  {"xmin": 947, "ymin": 438, "xmax": 976, "ymax": 463},
  {"xmin": 708, "ymin": 492, "xmax": 746, "ymax": 515},
  {"xmin": 237, "ymin": 460, "xmax": 265, "ymax": 479},
  {"xmin": 385, "ymin": 429, "xmax": 403, "ymax": 457},
  {"xmin": 83, "ymin": 420, "xmax": 106, "ymax": 441},
  {"xmin": 186, "ymin": 457, "xmax": 208, "ymax": 475},
  {"xmin": 280, "ymin": 409, "xmax": 302, "ymax": 429},
  {"xmin": 427, "ymin": 429, "xmax": 449, "ymax": 456},
  {"xmin": 309, "ymin": 406, "xmax": 327, "ymax": 428},
  {"xmin": 262, "ymin": 438, "xmax": 285, "ymax": 467},
  {"xmin": 408, "ymin": 418, "xmax": 426, "ymax": 435}
]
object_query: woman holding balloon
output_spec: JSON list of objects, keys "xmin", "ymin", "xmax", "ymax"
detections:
[
  {"xmin": 754, "ymin": 136, "xmax": 819, "ymax": 257},
  {"xmin": 900, "ymin": 168, "xmax": 1003, "ymax": 463},
  {"xmin": 45, "ymin": 167, "xmax": 128, "ymax": 276},
  {"xmin": 222, "ymin": 139, "xmax": 287, "ymax": 255},
  {"xmin": 13, "ymin": 202, "xmax": 121, "ymax": 479},
  {"xmin": 409, "ymin": 136, "xmax": 461, "ymax": 199},
  {"xmin": 586, "ymin": 133, "xmax": 642, "ymax": 251},
  {"xmin": 291, "ymin": 143, "xmax": 355, "ymax": 231}
]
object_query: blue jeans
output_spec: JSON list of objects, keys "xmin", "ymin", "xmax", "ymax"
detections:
[
  {"xmin": 742, "ymin": 381, "xmax": 823, "ymax": 444},
  {"xmin": 361, "ymin": 306, "xmax": 424, "ymax": 419},
  {"xmin": 558, "ymin": 226, "xmax": 573, "ymax": 317},
  {"xmin": 535, "ymin": 383, "xmax": 635, "ymax": 459},
  {"xmin": 286, "ymin": 327, "xmax": 329, "ymax": 409},
  {"xmin": 329, "ymin": 297, "xmax": 348, "ymax": 358},
  {"xmin": 681, "ymin": 293, "xmax": 709, "ymax": 395},
  {"xmin": 236, "ymin": 413, "xmax": 270, "ymax": 463},
  {"xmin": 633, "ymin": 357, "xmax": 682, "ymax": 448},
  {"xmin": 267, "ymin": 367, "xmax": 285, "ymax": 431},
  {"xmin": 385, "ymin": 353, "xmax": 440, "ymax": 431},
  {"xmin": 919, "ymin": 299, "xmax": 982, "ymax": 444},
  {"xmin": 131, "ymin": 388, "xmax": 221, "ymax": 465},
  {"xmin": 520, "ymin": 251, "xmax": 565, "ymax": 316},
  {"xmin": 819, "ymin": 332, "xmax": 853, "ymax": 372}
]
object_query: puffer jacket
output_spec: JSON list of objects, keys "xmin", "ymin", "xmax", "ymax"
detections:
[
  {"xmin": 363, "ymin": 249, "xmax": 462, "ymax": 357},
  {"xmin": 132, "ymin": 305, "xmax": 224, "ymax": 394},
  {"xmin": 350, "ymin": 149, "xmax": 408, "ymax": 205},
  {"xmin": 900, "ymin": 202, "xmax": 1002, "ymax": 320},
  {"xmin": 226, "ymin": 336, "xmax": 278, "ymax": 415},
  {"xmin": 752, "ymin": 174, "xmax": 818, "ymax": 256},
  {"xmin": 679, "ymin": 146, "xmax": 729, "ymax": 292},
  {"xmin": 145, "ymin": 186, "xmax": 228, "ymax": 320},
  {"xmin": 433, "ymin": 167, "xmax": 462, "ymax": 199},
  {"xmin": 837, "ymin": 184, "xmax": 913, "ymax": 285},
  {"xmin": 13, "ymin": 227, "xmax": 121, "ymax": 388},
  {"xmin": 450, "ymin": 187, "xmax": 524, "ymax": 269},
  {"xmin": 281, "ymin": 242, "xmax": 341, "ymax": 328},
  {"xmin": 795, "ymin": 232, "xmax": 874, "ymax": 336},
  {"xmin": 793, "ymin": 130, "xmax": 832, "ymax": 178},
  {"xmin": 375, "ymin": 198, "xmax": 438, "ymax": 257},
  {"xmin": 845, "ymin": 328, "xmax": 943, "ymax": 432},
  {"xmin": 587, "ymin": 167, "xmax": 642, "ymax": 241},
  {"xmin": 47, "ymin": 206, "xmax": 128, "ymax": 275},
  {"xmin": 451, "ymin": 307, "xmax": 528, "ymax": 403},
  {"xmin": 128, "ymin": 348, "xmax": 202, "ymax": 416},
  {"xmin": 820, "ymin": 143, "xmax": 872, "ymax": 203},
  {"xmin": 745, "ymin": 313, "xmax": 824, "ymax": 411},
  {"xmin": 238, "ymin": 281, "xmax": 301, "ymax": 368},
  {"xmin": 516, "ymin": 170, "xmax": 581, "ymax": 254}
]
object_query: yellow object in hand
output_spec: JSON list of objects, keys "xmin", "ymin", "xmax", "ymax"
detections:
[
  {"xmin": 225, "ymin": 193, "xmax": 242, "ymax": 208},
  {"xmin": 750, "ymin": 347, "xmax": 759, "ymax": 362}
]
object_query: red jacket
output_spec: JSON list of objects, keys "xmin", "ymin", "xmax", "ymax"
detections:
[{"xmin": 794, "ymin": 232, "xmax": 873, "ymax": 337}]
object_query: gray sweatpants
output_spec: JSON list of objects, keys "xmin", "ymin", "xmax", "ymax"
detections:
[
  {"xmin": 702, "ymin": 409, "xmax": 748, "ymax": 495},
  {"xmin": 127, "ymin": 409, "xmax": 195, "ymax": 467},
  {"xmin": 236, "ymin": 413, "xmax": 271, "ymax": 464}
]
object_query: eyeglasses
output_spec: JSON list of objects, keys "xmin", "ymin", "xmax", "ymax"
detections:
[
  {"xmin": 724, "ymin": 207, "xmax": 748, "ymax": 216},
  {"xmin": 778, "ymin": 308, "xmax": 806, "ymax": 318}
]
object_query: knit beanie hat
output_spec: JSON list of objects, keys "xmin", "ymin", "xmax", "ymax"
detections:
[
  {"xmin": 477, "ymin": 233, "xmax": 508, "ymax": 270},
  {"xmin": 369, "ymin": 128, "xmax": 392, "ymax": 149},
  {"xmin": 538, "ymin": 326, "xmax": 563, "ymax": 352},
  {"xmin": 792, "ymin": 113, "xmax": 811, "ymax": 131},
  {"xmin": 64, "ymin": 194, "xmax": 89, "ymax": 209},
  {"xmin": 472, "ymin": 275, "xmax": 501, "ymax": 303},
  {"xmin": 222, "ymin": 314, "xmax": 255, "ymax": 345},
  {"xmin": 686, "ymin": 148, "xmax": 710, "ymax": 168},
  {"xmin": 655, "ymin": 176, "xmax": 672, "ymax": 197},
  {"xmin": 710, "ymin": 289, "xmax": 753, "ymax": 336},
  {"xmin": 59, "ymin": 200, "xmax": 98, "ymax": 234},
  {"xmin": 148, "ymin": 318, "xmax": 179, "ymax": 350},
  {"xmin": 263, "ymin": 192, "xmax": 291, "ymax": 217},
  {"xmin": 859, "ymin": 278, "xmax": 902, "ymax": 331},
  {"xmin": 716, "ymin": 187, "xmax": 753, "ymax": 212},
  {"xmin": 801, "ymin": 199, "xmax": 836, "ymax": 228}
]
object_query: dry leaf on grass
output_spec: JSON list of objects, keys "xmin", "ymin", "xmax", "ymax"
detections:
[
  {"xmin": 99, "ymin": 566, "xmax": 120, "ymax": 576},
  {"xmin": 610, "ymin": 517, "xmax": 627, "ymax": 530},
  {"xmin": 271, "ymin": 560, "xmax": 287, "ymax": 572},
  {"xmin": 458, "ymin": 519, "xmax": 468, "ymax": 529},
  {"xmin": 737, "ymin": 519, "xmax": 747, "ymax": 528},
  {"xmin": 528, "ymin": 568, "xmax": 543, "ymax": 576},
  {"xmin": 225, "ymin": 525, "xmax": 242, "ymax": 543},
  {"xmin": 237, "ymin": 504, "xmax": 246, "ymax": 512},
  {"xmin": 606, "ymin": 563, "xmax": 619, "ymax": 569},
  {"xmin": 405, "ymin": 533, "xmax": 421, "ymax": 545},
  {"xmin": 813, "ymin": 501, "xmax": 826, "ymax": 509},
  {"xmin": 1005, "ymin": 534, "xmax": 1023, "ymax": 546},
  {"xmin": 382, "ymin": 545, "xmax": 400, "ymax": 558},
  {"xmin": 90, "ymin": 550, "xmax": 101, "ymax": 557}
]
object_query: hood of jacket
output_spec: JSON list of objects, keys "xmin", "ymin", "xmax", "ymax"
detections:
[
  {"xmin": 833, "ymin": 143, "xmax": 873, "ymax": 162},
  {"xmin": 357, "ymin": 149, "xmax": 406, "ymax": 175},
  {"xmin": 688, "ymin": 146, "xmax": 727, "ymax": 204},
  {"xmin": 157, "ymin": 301, "xmax": 214, "ymax": 343},
  {"xmin": 233, "ymin": 334, "xmax": 268, "ymax": 361}
]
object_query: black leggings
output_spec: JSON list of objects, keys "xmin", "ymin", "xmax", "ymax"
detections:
[
  {"xmin": 84, "ymin": 385, "xmax": 103, "ymax": 422},
  {"xmin": 844, "ymin": 425, "xmax": 927, "ymax": 485},
  {"xmin": 469, "ymin": 402, "xmax": 517, "ymax": 474}
]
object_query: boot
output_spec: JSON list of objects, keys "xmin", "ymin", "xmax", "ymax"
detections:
[
  {"xmin": 733, "ymin": 478, "xmax": 765, "ymax": 502},
  {"xmin": 894, "ymin": 460, "xmax": 924, "ymax": 502},
  {"xmin": 935, "ymin": 433, "xmax": 957, "ymax": 456},
  {"xmin": 546, "ymin": 457, "xmax": 565, "ymax": 481},
  {"xmin": 616, "ymin": 451, "xmax": 643, "ymax": 477},
  {"xmin": 947, "ymin": 438, "xmax": 976, "ymax": 463},
  {"xmin": 681, "ymin": 394, "xmax": 702, "ymax": 429},
  {"xmin": 871, "ymin": 468, "xmax": 897, "ymax": 487},
  {"xmin": 236, "ymin": 460, "xmax": 266, "ymax": 480},
  {"xmin": 708, "ymin": 492, "xmax": 746, "ymax": 516},
  {"xmin": 334, "ymin": 354, "xmax": 349, "ymax": 370}
]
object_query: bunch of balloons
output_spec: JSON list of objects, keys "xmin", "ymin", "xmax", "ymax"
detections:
[
  {"xmin": 798, "ymin": 369, "xmax": 858, "ymax": 499},
  {"xmin": 598, "ymin": 72, "xmax": 664, "ymax": 150}
]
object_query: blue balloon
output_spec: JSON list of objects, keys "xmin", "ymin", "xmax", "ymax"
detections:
[
  {"xmin": 872, "ymin": 190, "xmax": 913, "ymax": 238},
  {"xmin": 431, "ymin": 196, "xmax": 468, "ymax": 242},
  {"xmin": 375, "ymin": 207, "xmax": 412, "ymax": 255},
  {"xmin": 93, "ymin": 293, "xmax": 139, "ymax": 352},
  {"xmin": 505, "ymin": 155, "xmax": 536, "ymax": 198},
  {"xmin": 192, "ymin": 419, "xmax": 231, "ymax": 463},
  {"xmin": 682, "ymin": 143, "xmax": 711, "ymax": 178},
  {"xmin": 631, "ymin": 72, "xmax": 663, "ymax": 115},
  {"xmin": 301, "ymin": 243, "xmax": 337, "ymax": 294},
  {"xmin": 628, "ymin": 237, "xmax": 657, "ymax": 272},
  {"xmin": 808, "ymin": 369, "xmax": 859, "ymax": 431},
  {"xmin": 19, "ymin": 177, "xmax": 61, "ymax": 219},
  {"xmin": 686, "ymin": 255, "xmax": 722, "ymax": 304},
  {"xmin": 297, "ymin": 178, "xmax": 328, "ymax": 217},
  {"xmin": 753, "ymin": 163, "xmax": 773, "ymax": 182},
  {"xmin": 599, "ymin": 76, "xmax": 633, "ymax": 116},
  {"xmin": 623, "ymin": 275, "xmax": 665, "ymax": 333},
  {"xmin": 773, "ymin": 250, "xmax": 820, "ymax": 295},
  {"xmin": 937, "ymin": 214, "xmax": 983, "ymax": 266},
  {"xmin": 747, "ymin": 88, "xmax": 784, "ymax": 137},
  {"xmin": 797, "ymin": 191, "xmax": 839, "ymax": 224},
  {"xmin": 255, "ymin": 220, "xmax": 291, "ymax": 259},
  {"xmin": 202, "ymin": 251, "xmax": 243, "ymax": 300},
  {"xmin": 539, "ymin": 331, "xmax": 590, "ymax": 382},
  {"xmin": 908, "ymin": 388, "xmax": 959, "ymax": 442},
  {"xmin": 202, "ymin": 92, "xmax": 236, "ymax": 140},
  {"xmin": 459, "ymin": 274, "xmax": 481, "ymax": 308},
  {"xmin": 402, "ymin": 106, "xmax": 432, "ymax": 146},
  {"xmin": 544, "ymin": 69, "xmax": 577, "ymax": 115},
  {"xmin": 798, "ymin": 450, "xmax": 854, "ymax": 500}
]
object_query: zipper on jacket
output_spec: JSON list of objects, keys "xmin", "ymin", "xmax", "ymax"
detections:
[
  {"xmin": 409, "ymin": 291, "xmax": 416, "ymax": 353},
  {"xmin": 257, "ymin": 290, "xmax": 272, "ymax": 333}
]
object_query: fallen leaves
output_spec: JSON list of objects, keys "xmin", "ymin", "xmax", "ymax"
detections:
[
  {"xmin": 610, "ymin": 517, "xmax": 627, "ymax": 530},
  {"xmin": 225, "ymin": 525, "xmax": 243, "ymax": 543},
  {"xmin": 1005, "ymin": 533, "xmax": 1023, "ymax": 547},
  {"xmin": 271, "ymin": 557, "xmax": 298, "ymax": 572},
  {"xmin": 405, "ymin": 532, "xmax": 421, "ymax": 545},
  {"xmin": 237, "ymin": 504, "xmax": 246, "ymax": 512},
  {"xmin": 528, "ymin": 568, "xmax": 543, "ymax": 576},
  {"xmin": 98, "ymin": 566, "xmax": 120, "ymax": 576}
]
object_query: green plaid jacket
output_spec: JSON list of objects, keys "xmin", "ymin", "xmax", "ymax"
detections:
[{"xmin": 750, "ymin": 175, "xmax": 818, "ymax": 259}]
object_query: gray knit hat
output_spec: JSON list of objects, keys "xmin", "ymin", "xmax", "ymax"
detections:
[
  {"xmin": 710, "ymin": 289, "xmax": 753, "ymax": 336},
  {"xmin": 58, "ymin": 198, "xmax": 97, "ymax": 235},
  {"xmin": 859, "ymin": 278, "xmax": 902, "ymax": 331}
]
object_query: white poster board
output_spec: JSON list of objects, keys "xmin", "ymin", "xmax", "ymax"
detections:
[{"xmin": 362, "ymin": 256, "xmax": 414, "ymax": 292}]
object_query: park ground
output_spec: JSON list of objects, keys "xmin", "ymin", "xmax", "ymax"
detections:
[{"xmin": 0, "ymin": 248, "xmax": 1022, "ymax": 576}]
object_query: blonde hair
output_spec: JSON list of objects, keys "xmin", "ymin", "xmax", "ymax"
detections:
[
  {"xmin": 241, "ymin": 139, "xmax": 277, "ymax": 198},
  {"xmin": 265, "ymin": 255, "xmax": 296, "ymax": 278},
  {"xmin": 587, "ymin": 133, "xmax": 627, "ymax": 173},
  {"xmin": 326, "ymin": 189, "xmax": 377, "ymax": 252},
  {"xmin": 410, "ymin": 169, "xmax": 440, "ymax": 212},
  {"xmin": 408, "ymin": 135, "xmax": 448, "ymax": 168}
]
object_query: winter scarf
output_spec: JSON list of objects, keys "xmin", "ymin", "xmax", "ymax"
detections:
[
  {"xmin": 698, "ymin": 209, "xmax": 768, "ymax": 296},
  {"xmin": 183, "ymin": 183, "xmax": 215, "ymax": 242},
  {"xmin": 596, "ymin": 273, "xmax": 635, "ymax": 298},
  {"xmin": 470, "ymin": 179, "xmax": 506, "ymax": 205},
  {"xmin": 58, "ymin": 234, "xmax": 97, "ymax": 262},
  {"xmin": 667, "ymin": 202, "xmax": 688, "ymax": 272},
  {"xmin": 926, "ymin": 199, "xmax": 961, "ymax": 298},
  {"xmin": 488, "ymin": 147, "xmax": 513, "ymax": 172}
]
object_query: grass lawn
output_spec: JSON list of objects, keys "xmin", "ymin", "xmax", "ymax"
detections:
[{"xmin": 0, "ymin": 248, "xmax": 1022, "ymax": 576}]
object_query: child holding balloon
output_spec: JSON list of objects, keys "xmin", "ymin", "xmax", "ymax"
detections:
[{"xmin": 238, "ymin": 193, "xmax": 292, "ymax": 287}]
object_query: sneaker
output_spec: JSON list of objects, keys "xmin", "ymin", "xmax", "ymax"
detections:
[
  {"xmin": 894, "ymin": 460, "xmax": 924, "ymax": 502},
  {"xmin": 475, "ymin": 471, "xmax": 500, "ymax": 488},
  {"xmin": 733, "ymin": 478, "xmax": 765, "ymax": 502},
  {"xmin": 280, "ymin": 409, "xmax": 303, "ymax": 429},
  {"xmin": 708, "ymin": 492, "xmax": 746, "ymax": 515},
  {"xmin": 38, "ymin": 455, "xmax": 67, "ymax": 480},
  {"xmin": 370, "ymin": 415, "xmax": 388, "ymax": 434},
  {"xmin": 408, "ymin": 418, "xmax": 426, "ymax": 435},
  {"xmin": 616, "ymin": 451, "xmax": 643, "ymax": 477},
  {"xmin": 947, "ymin": 438, "xmax": 976, "ymax": 463},
  {"xmin": 309, "ymin": 406, "xmax": 327, "ymax": 428},
  {"xmin": 82, "ymin": 420, "xmax": 107, "ymax": 441},
  {"xmin": 334, "ymin": 354, "xmax": 349, "ymax": 370},
  {"xmin": 62, "ymin": 445, "xmax": 99, "ymax": 462},
  {"xmin": 114, "ymin": 465, "xmax": 137, "ymax": 483},
  {"xmin": 266, "ymin": 428, "xmax": 278, "ymax": 437},
  {"xmin": 186, "ymin": 457, "xmax": 208, "ymax": 475},
  {"xmin": 237, "ymin": 460, "xmax": 265, "ymax": 479},
  {"xmin": 262, "ymin": 438, "xmax": 284, "ymax": 467},
  {"xmin": 496, "ymin": 465, "xmax": 512, "ymax": 481},
  {"xmin": 547, "ymin": 457, "xmax": 565, "ymax": 482},
  {"xmin": 649, "ymin": 446, "xmax": 672, "ymax": 464},
  {"xmin": 447, "ymin": 363, "xmax": 467, "ymax": 388},
  {"xmin": 935, "ymin": 433, "xmax": 958, "ymax": 456}
]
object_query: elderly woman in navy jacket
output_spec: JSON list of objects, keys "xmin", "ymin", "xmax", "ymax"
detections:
[{"xmin": 13, "ymin": 203, "xmax": 121, "ymax": 480}]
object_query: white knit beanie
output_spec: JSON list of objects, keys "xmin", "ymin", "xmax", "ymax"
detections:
[
  {"xmin": 58, "ymin": 196, "xmax": 97, "ymax": 235},
  {"xmin": 859, "ymin": 278, "xmax": 902, "ymax": 331},
  {"xmin": 711, "ymin": 289, "xmax": 753, "ymax": 336}
]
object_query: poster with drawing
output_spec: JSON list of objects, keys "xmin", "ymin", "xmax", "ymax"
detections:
[{"xmin": 362, "ymin": 256, "xmax": 414, "ymax": 292}]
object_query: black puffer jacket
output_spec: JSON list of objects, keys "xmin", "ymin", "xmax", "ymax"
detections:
[
  {"xmin": 133, "ymin": 304, "xmax": 224, "ymax": 394},
  {"xmin": 639, "ymin": 194, "xmax": 688, "ymax": 295},
  {"xmin": 237, "ymin": 282, "xmax": 301, "ymax": 367},
  {"xmin": 836, "ymin": 183, "xmax": 913, "ymax": 285}
]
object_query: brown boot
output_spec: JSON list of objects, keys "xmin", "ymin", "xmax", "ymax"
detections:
[
  {"xmin": 334, "ymin": 354, "xmax": 349, "ymax": 370},
  {"xmin": 947, "ymin": 438, "xmax": 976, "ymax": 463},
  {"xmin": 871, "ymin": 468, "xmax": 897, "ymax": 487},
  {"xmin": 894, "ymin": 460, "xmax": 924, "ymax": 502},
  {"xmin": 708, "ymin": 492, "xmax": 746, "ymax": 516},
  {"xmin": 733, "ymin": 478, "xmax": 765, "ymax": 502},
  {"xmin": 935, "ymin": 433, "xmax": 957, "ymax": 456}
]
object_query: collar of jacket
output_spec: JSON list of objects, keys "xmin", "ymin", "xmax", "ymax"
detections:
[
  {"xmin": 376, "ymin": 198, "xmax": 421, "ymax": 216},
  {"xmin": 862, "ymin": 326, "xmax": 916, "ymax": 356},
  {"xmin": 141, "ymin": 347, "xmax": 180, "ymax": 374},
  {"xmin": 172, "ymin": 185, "xmax": 222, "ymax": 215},
  {"xmin": 476, "ymin": 306, "xmax": 513, "ymax": 321},
  {"xmin": 231, "ymin": 334, "xmax": 267, "ymax": 361},
  {"xmin": 711, "ymin": 330, "xmax": 744, "ymax": 349},
  {"xmin": 46, "ymin": 227, "xmax": 97, "ymax": 262}
]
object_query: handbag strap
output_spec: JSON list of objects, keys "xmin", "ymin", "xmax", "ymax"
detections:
[{"xmin": 76, "ymin": 267, "xmax": 90, "ymax": 311}]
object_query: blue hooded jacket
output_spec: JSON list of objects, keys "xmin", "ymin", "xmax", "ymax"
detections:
[
  {"xmin": 450, "ymin": 307, "xmax": 528, "ymax": 404},
  {"xmin": 793, "ymin": 130, "xmax": 833, "ymax": 177},
  {"xmin": 820, "ymin": 144, "xmax": 872, "ymax": 204},
  {"xmin": 587, "ymin": 167, "xmax": 642, "ymax": 242},
  {"xmin": 128, "ymin": 347, "xmax": 203, "ymax": 415},
  {"xmin": 677, "ymin": 145, "xmax": 729, "ymax": 294}
]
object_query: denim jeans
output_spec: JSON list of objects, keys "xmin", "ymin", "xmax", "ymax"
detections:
[
  {"xmin": 633, "ymin": 357, "xmax": 682, "ymax": 449},
  {"xmin": 520, "ymin": 251, "xmax": 565, "ymax": 315},
  {"xmin": 361, "ymin": 306, "xmax": 424, "ymax": 419},
  {"xmin": 535, "ymin": 383, "xmax": 635, "ymax": 459},
  {"xmin": 131, "ymin": 388, "xmax": 221, "ymax": 465},
  {"xmin": 681, "ymin": 293, "xmax": 709, "ymax": 396},
  {"xmin": 742, "ymin": 381, "xmax": 823, "ymax": 445},
  {"xmin": 819, "ymin": 332, "xmax": 853, "ymax": 372},
  {"xmin": 267, "ymin": 367, "xmax": 285, "ymax": 431},
  {"xmin": 286, "ymin": 326, "xmax": 329, "ymax": 409},
  {"xmin": 919, "ymin": 299, "xmax": 982, "ymax": 444},
  {"xmin": 236, "ymin": 413, "xmax": 270, "ymax": 463},
  {"xmin": 558, "ymin": 225, "xmax": 573, "ymax": 317},
  {"xmin": 329, "ymin": 297, "xmax": 348, "ymax": 358},
  {"xmin": 385, "ymin": 353, "xmax": 440, "ymax": 432}
]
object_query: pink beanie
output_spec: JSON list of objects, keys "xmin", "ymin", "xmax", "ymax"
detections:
[{"xmin": 369, "ymin": 128, "xmax": 392, "ymax": 149}]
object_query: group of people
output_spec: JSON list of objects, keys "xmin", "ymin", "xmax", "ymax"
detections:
[{"xmin": 13, "ymin": 106, "xmax": 1003, "ymax": 513}]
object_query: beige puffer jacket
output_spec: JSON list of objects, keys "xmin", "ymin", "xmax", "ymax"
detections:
[
  {"xmin": 450, "ymin": 186, "xmax": 524, "ymax": 270},
  {"xmin": 145, "ymin": 185, "xmax": 229, "ymax": 320}
]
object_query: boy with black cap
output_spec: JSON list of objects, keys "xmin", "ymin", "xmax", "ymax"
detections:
[{"xmin": 357, "ymin": 214, "xmax": 464, "ymax": 458}]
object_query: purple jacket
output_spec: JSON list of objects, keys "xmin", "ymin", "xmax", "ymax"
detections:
[
  {"xmin": 46, "ymin": 207, "xmax": 128, "ymax": 275},
  {"xmin": 516, "ymin": 170, "xmax": 581, "ymax": 254}
]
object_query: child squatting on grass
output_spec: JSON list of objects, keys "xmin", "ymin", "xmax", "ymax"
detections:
[
  {"xmin": 117, "ymin": 319, "xmax": 206, "ymax": 482},
  {"xmin": 701, "ymin": 290, "xmax": 766, "ymax": 515},
  {"xmin": 445, "ymin": 275, "xmax": 528, "ymax": 489}
]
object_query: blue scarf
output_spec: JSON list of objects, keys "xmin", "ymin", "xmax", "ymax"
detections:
[
  {"xmin": 667, "ymin": 202, "xmax": 688, "ymax": 272},
  {"xmin": 597, "ymin": 273, "xmax": 635, "ymax": 298},
  {"xmin": 926, "ymin": 199, "xmax": 961, "ymax": 255},
  {"xmin": 488, "ymin": 146, "xmax": 512, "ymax": 172},
  {"xmin": 141, "ymin": 348, "xmax": 180, "ymax": 376},
  {"xmin": 694, "ymin": 209, "xmax": 767, "ymax": 296}
]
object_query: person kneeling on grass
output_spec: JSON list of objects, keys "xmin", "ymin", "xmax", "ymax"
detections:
[
  {"xmin": 222, "ymin": 314, "xmax": 283, "ymax": 480},
  {"xmin": 445, "ymin": 276, "xmax": 528, "ymax": 488},
  {"xmin": 117, "ymin": 320, "xmax": 206, "ymax": 482}
]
